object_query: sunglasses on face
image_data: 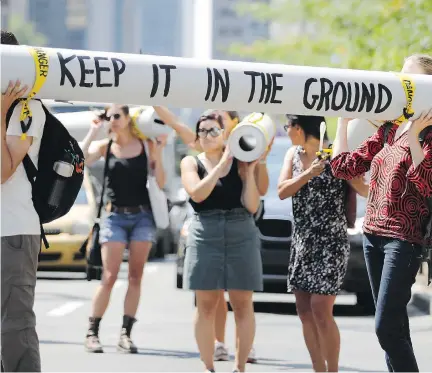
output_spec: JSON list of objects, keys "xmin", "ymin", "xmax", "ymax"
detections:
[
  {"xmin": 107, "ymin": 113, "xmax": 121, "ymax": 121},
  {"xmin": 197, "ymin": 127, "xmax": 223, "ymax": 138},
  {"xmin": 98, "ymin": 112, "xmax": 121, "ymax": 121}
]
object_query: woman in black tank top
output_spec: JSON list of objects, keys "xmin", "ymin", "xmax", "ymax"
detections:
[
  {"xmin": 81, "ymin": 104, "xmax": 167, "ymax": 354},
  {"xmin": 180, "ymin": 113, "xmax": 263, "ymax": 372}
]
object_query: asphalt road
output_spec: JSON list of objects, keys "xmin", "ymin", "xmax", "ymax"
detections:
[{"xmin": 35, "ymin": 257, "xmax": 432, "ymax": 372}]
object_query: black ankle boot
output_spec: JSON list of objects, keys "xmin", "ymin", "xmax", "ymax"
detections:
[
  {"xmin": 117, "ymin": 315, "xmax": 138, "ymax": 353},
  {"xmin": 85, "ymin": 317, "xmax": 103, "ymax": 353}
]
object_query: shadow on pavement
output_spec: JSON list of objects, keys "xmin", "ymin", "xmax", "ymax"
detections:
[
  {"xmin": 38, "ymin": 341, "xmax": 383, "ymax": 372},
  {"xmin": 252, "ymin": 301, "xmax": 375, "ymax": 317}
]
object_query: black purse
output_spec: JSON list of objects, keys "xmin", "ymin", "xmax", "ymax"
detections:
[{"xmin": 81, "ymin": 140, "xmax": 113, "ymax": 281}]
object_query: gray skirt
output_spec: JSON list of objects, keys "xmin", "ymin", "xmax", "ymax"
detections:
[{"xmin": 183, "ymin": 208, "xmax": 263, "ymax": 291}]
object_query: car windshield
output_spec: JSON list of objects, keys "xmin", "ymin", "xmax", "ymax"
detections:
[
  {"xmin": 264, "ymin": 136, "xmax": 367, "ymax": 217},
  {"xmin": 48, "ymin": 105, "xmax": 106, "ymax": 114}
]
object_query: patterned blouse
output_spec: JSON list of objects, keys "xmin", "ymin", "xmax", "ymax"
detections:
[{"xmin": 330, "ymin": 124, "xmax": 432, "ymax": 245}]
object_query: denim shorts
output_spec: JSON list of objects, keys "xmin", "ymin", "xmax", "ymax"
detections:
[{"xmin": 99, "ymin": 209, "xmax": 156, "ymax": 244}]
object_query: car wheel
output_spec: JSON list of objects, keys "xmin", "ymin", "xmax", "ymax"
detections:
[{"xmin": 356, "ymin": 291, "xmax": 375, "ymax": 313}]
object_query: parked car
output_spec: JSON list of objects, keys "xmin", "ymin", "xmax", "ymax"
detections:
[{"xmin": 176, "ymin": 137, "xmax": 374, "ymax": 310}]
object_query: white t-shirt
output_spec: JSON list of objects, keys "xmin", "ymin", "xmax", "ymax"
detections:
[{"xmin": 1, "ymin": 100, "xmax": 46, "ymax": 237}]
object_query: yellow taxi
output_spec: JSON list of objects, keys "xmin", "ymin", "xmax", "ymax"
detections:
[{"xmin": 38, "ymin": 170, "xmax": 97, "ymax": 271}]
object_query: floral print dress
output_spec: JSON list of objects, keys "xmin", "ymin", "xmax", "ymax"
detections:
[{"xmin": 287, "ymin": 146, "xmax": 350, "ymax": 296}]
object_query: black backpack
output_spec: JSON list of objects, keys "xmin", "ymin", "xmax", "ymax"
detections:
[
  {"xmin": 383, "ymin": 122, "xmax": 432, "ymax": 285},
  {"xmin": 6, "ymin": 99, "xmax": 85, "ymax": 249}
]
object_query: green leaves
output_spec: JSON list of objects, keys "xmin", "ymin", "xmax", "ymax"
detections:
[
  {"xmin": 228, "ymin": 0, "xmax": 432, "ymax": 72},
  {"xmin": 7, "ymin": 15, "xmax": 48, "ymax": 47}
]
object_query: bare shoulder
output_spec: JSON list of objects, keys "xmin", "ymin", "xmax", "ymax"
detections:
[
  {"xmin": 180, "ymin": 154, "xmax": 198, "ymax": 170},
  {"xmin": 284, "ymin": 145, "xmax": 297, "ymax": 163}
]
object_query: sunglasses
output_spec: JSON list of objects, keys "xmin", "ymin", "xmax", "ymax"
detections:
[
  {"xmin": 106, "ymin": 113, "xmax": 121, "ymax": 121},
  {"xmin": 99, "ymin": 112, "xmax": 121, "ymax": 121},
  {"xmin": 197, "ymin": 127, "xmax": 223, "ymax": 138}
]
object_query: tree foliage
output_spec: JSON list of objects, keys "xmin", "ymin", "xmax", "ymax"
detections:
[
  {"xmin": 229, "ymin": 0, "xmax": 432, "ymax": 72},
  {"xmin": 7, "ymin": 15, "xmax": 47, "ymax": 46}
]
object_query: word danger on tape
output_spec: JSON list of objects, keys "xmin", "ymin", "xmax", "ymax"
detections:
[{"xmin": 1, "ymin": 44, "xmax": 432, "ymax": 122}]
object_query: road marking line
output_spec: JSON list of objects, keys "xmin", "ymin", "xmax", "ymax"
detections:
[{"xmin": 47, "ymin": 301, "xmax": 84, "ymax": 317}]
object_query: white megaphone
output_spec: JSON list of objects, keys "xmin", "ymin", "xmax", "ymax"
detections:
[
  {"xmin": 346, "ymin": 118, "xmax": 379, "ymax": 151},
  {"xmin": 128, "ymin": 106, "xmax": 172, "ymax": 139},
  {"xmin": 227, "ymin": 112, "xmax": 276, "ymax": 162}
]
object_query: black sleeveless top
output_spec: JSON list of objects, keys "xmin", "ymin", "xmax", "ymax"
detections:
[
  {"xmin": 189, "ymin": 156, "xmax": 244, "ymax": 212},
  {"xmin": 105, "ymin": 141, "xmax": 150, "ymax": 207}
]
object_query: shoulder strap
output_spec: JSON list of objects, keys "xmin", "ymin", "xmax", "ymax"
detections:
[
  {"xmin": 194, "ymin": 155, "xmax": 207, "ymax": 175},
  {"xmin": 97, "ymin": 140, "xmax": 113, "ymax": 219},
  {"xmin": 21, "ymin": 154, "xmax": 49, "ymax": 249}
]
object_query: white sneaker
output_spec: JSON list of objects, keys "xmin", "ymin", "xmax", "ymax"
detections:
[
  {"xmin": 247, "ymin": 346, "xmax": 257, "ymax": 364},
  {"xmin": 214, "ymin": 341, "xmax": 229, "ymax": 361}
]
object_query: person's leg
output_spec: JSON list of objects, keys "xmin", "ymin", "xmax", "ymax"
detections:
[
  {"xmin": 362, "ymin": 233, "xmax": 391, "ymax": 371},
  {"xmin": 228, "ymin": 290, "xmax": 255, "ymax": 373},
  {"xmin": 1, "ymin": 235, "xmax": 41, "ymax": 372},
  {"xmin": 310, "ymin": 294, "xmax": 339, "ymax": 372},
  {"xmin": 294, "ymin": 290, "xmax": 326, "ymax": 372},
  {"xmin": 85, "ymin": 241, "xmax": 125, "ymax": 352},
  {"xmin": 117, "ymin": 239, "xmax": 152, "ymax": 353},
  {"xmin": 195, "ymin": 290, "xmax": 222, "ymax": 372},
  {"xmin": 374, "ymin": 238, "xmax": 421, "ymax": 372},
  {"xmin": 214, "ymin": 291, "xmax": 229, "ymax": 361}
]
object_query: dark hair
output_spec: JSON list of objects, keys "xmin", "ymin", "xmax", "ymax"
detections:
[
  {"xmin": 1, "ymin": 30, "xmax": 19, "ymax": 45},
  {"xmin": 226, "ymin": 111, "xmax": 240, "ymax": 123},
  {"xmin": 285, "ymin": 114, "xmax": 328, "ymax": 141},
  {"xmin": 195, "ymin": 113, "xmax": 225, "ymax": 140}
]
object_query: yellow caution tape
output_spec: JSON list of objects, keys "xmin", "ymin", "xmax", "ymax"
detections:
[
  {"xmin": 19, "ymin": 47, "xmax": 49, "ymax": 140},
  {"xmin": 367, "ymin": 73, "xmax": 415, "ymax": 129},
  {"xmin": 392, "ymin": 73, "xmax": 415, "ymax": 126}
]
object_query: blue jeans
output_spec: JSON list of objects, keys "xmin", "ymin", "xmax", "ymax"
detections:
[{"xmin": 363, "ymin": 233, "xmax": 422, "ymax": 372}]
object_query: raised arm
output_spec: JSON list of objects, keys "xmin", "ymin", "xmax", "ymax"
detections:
[
  {"xmin": 253, "ymin": 139, "xmax": 274, "ymax": 196},
  {"xmin": 1, "ymin": 82, "xmax": 45, "ymax": 183},
  {"xmin": 181, "ymin": 147, "xmax": 232, "ymax": 203},
  {"xmin": 80, "ymin": 118, "xmax": 108, "ymax": 167},
  {"xmin": 406, "ymin": 110, "xmax": 432, "ymax": 198},
  {"xmin": 277, "ymin": 147, "xmax": 326, "ymax": 200},
  {"xmin": 153, "ymin": 106, "xmax": 201, "ymax": 151},
  {"xmin": 330, "ymin": 118, "xmax": 396, "ymax": 180},
  {"xmin": 240, "ymin": 161, "xmax": 261, "ymax": 214},
  {"xmin": 147, "ymin": 136, "xmax": 167, "ymax": 189}
]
